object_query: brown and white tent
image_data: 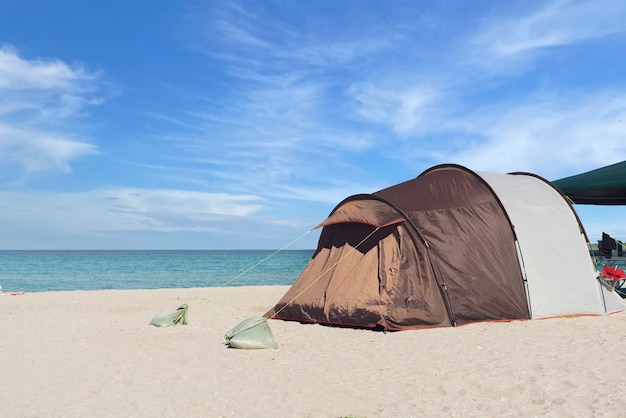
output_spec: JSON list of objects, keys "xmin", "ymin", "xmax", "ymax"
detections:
[{"xmin": 266, "ymin": 164, "xmax": 626, "ymax": 330}]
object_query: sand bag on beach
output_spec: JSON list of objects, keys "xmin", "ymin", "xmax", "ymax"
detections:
[
  {"xmin": 149, "ymin": 304, "xmax": 189, "ymax": 327},
  {"xmin": 225, "ymin": 316, "xmax": 278, "ymax": 349}
]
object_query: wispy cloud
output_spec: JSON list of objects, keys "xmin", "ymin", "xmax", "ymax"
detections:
[
  {"xmin": 0, "ymin": 45, "xmax": 103, "ymax": 182},
  {"xmin": 0, "ymin": 187, "xmax": 323, "ymax": 249},
  {"xmin": 358, "ymin": 87, "xmax": 626, "ymax": 179},
  {"xmin": 350, "ymin": 82, "xmax": 441, "ymax": 137},
  {"xmin": 160, "ymin": 3, "xmax": 407, "ymax": 199},
  {"xmin": 163, "ymin": 0, "xmax": 626, "ymax": 201},
  {"xmin": 0, "ymin": 124, "xmax": 98, "ymax": 175},
  {"xmin": 0, "ymin": 188, "xmax": 263, "ymax": 232},
  {"xmin": 409, "ymin": 91, "xmax": 626, "ymax": 177},
  {"xmin": 0, "ymin": 44, "xmax": 97, "ymax": 90},
  {"xmin": 4, "ymin": 1, "xmax": 623, "ymax": 248},
  {"xmin": 473, "ymin": 0, "xmax": 626, "ymax": 59},
  {"xmin": 332, "ymin": 1, "xmax": 626, "ymax": 176}
]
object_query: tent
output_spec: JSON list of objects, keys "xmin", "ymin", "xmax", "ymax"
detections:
[
  {"xmin": 552, "ymin": 160, "xmax": 626, "ymax": 205},
  {"xmin": 266, "ymin": 164, "xmax": 626, "ymax": 331}
]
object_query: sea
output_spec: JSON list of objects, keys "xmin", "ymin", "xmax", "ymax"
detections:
[{"xmin": 0, "ymin": 250, "xmax": 314, "ymax": 293}]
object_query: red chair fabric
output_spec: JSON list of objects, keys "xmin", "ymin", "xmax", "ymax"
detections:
[{"xmin": 602, "ymin": 264, "xmax": 626, "ymax": 280}]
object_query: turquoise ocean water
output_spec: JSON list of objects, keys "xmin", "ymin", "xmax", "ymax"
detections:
[{"xmin": 0, "ymin": 250, "xmax": 314, "ymax": 293}]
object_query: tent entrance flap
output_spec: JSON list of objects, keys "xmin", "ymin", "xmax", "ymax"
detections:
[{"xmin": 266, "ymin": 221, "xmax": 453, "ymax": 330}]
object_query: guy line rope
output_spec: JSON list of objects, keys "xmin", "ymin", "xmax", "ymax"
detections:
[
  {"xmin": 269, "ymin": 226, "xmax": 381, "ymax": 319},
  {"xmin": 219, "ymin": 229, "xmax": 313, "ymax": 288}
]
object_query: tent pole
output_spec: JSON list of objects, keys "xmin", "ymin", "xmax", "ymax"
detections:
[{"xmin": 514, "ymin": 239, "xmax": 533, "ymax": 318}]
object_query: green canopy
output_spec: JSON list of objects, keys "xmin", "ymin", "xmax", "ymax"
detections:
[{"xmin": 552, "ymin": 161, "xmax": 626, "ymax": 205}]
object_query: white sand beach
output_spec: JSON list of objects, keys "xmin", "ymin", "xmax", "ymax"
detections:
[{"xmin": 1, "ymin": 286, "xmax": 625, "ymax": 417}]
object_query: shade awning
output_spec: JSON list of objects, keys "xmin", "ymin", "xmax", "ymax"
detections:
[{"xmin": 552, "ymin": 160, "xmax": 626, "ymax": 205}]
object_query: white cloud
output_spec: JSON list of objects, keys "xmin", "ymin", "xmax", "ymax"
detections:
[
  {"xmin": 0, "ymin": 187, "xmax": 326, "ymax": 249},
  {"xmin": 107, "ymin": 188, "xmax": 263, "ymax": 220},
  {"xmin": 216, "ymin": 18, "xmax": 271, "ymax": 50},
  {"xmin": 0, "ymin": 45, "xmax": 103, "ymax": 181},
  {"xmin": 0, "ymin": 188, "xmax": 263, "ymax": 233},
  {"xmin": 2, "ymin": 1, "xmax": 625, "ymax": 249},
  {"xmin": 350, "ymin": 82, "xmax": 440, "ymax": 136},
  {"xmin": 0, "ymin": 124, "xmax": 98, "ymax": 175},
  {"xmin": 0, "ymin": 188, "xmax": 316, "ymax": 249},
  {"xmin": 428, "ymin": 92, "xmax": 626, "ymax": 177},
  {"xmin": 473, "ymin": 0, "xmax": 626, "ymax": 59},
  {"xmin": 209, "ymin": 2, "xmax": 394, "ymax": 70},
  {"xmin": 0, "ymin": 44, "xmax": 95, "ymax": 90}
]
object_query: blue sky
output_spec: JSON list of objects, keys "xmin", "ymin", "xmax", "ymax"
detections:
[{"xmin": 1, "ymin": 0, "xmax": 625, "ymax": 249}]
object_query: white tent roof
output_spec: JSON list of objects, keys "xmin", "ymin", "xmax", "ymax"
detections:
[{"xmin": 479, "ymin": 172, "xmax": 626, "ymax": 317}]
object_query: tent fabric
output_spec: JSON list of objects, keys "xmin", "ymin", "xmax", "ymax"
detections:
[
  {"xmin": 266, "ymin": 164, "xmax": 626, "ymax": 331},
  {"xmin": 479, "ymin": 172, "xmax": 608, "ymax": 318},
  {"xmin": 601, "ymin": 283, "xmax": 626, "ymax": 311},
  {"xmin": 402, "ymin": 166, "xmax": 530, "ymax": 325},
  {"xmin": 552, "ymin": 160, "xmax": 626, "ymax": 205},
  {"xmin": 315, "ymin": 197, "xmax": 405, "ymax": 228},
  {"xmin": 269, "ymin": 222, "xmax": 451, "ymax": 329}
]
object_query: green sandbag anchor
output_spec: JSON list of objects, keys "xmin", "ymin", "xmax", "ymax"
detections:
[
  {"xmin": 225, "ymin": 316, "xmax": 278, "ymax": 349},
  {"xmin": 149, "ymin": 304, "xmax": 189, "ymax": 327}
]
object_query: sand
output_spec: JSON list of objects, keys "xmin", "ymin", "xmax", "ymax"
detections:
[{"xmin": 1, "ymin": 286, "xmax": 625, "ymax": 417}]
